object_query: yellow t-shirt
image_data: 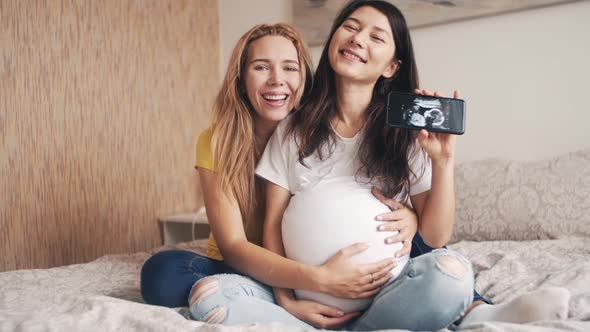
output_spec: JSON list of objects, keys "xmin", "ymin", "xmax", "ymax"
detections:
[{"xmin": 195, "ymin": 128, "xmax": 263, "ymax": 261}]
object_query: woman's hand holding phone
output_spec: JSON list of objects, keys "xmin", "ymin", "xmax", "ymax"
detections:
[
  {"xmin": 414, "ymin": 89, "xmax": 459, "ymax": 163},
  {"xmin": 386, "ymin": 89, "xmax": 465, "ymax": 135}
]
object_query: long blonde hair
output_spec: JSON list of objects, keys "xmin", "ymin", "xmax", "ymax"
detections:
[{"xmin": 210, "ymin": 23, "xmax": 313, "ymax": 222}]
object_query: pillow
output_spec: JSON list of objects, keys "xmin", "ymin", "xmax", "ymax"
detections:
[{"xmin": 450, "ymin": 148, "xmax": 590, "ymax": 243}]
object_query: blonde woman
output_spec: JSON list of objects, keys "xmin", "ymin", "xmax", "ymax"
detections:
[{"xmin": 140, "ymin": 23, "xmax": 419, "ymax": 327}]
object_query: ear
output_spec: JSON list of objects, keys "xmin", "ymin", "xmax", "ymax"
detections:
[{"xmin": 382, "ymin": 59, "xmax": 401, "ymax": 78}]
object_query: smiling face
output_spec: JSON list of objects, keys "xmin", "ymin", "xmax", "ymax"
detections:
[
  {"xmin": 328, "ymin": 6, "xmax": 398, "ymax": 84},
  {"xmin": 243, "ymin": 35, "xmax": 301, "ymax": 124}
]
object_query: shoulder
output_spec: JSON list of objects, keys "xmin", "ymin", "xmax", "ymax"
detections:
[
  {"xmin": 196, "ymin": 128, "xmax": 214, "ymax": 170},
  {"xmin": 197, "ymin": 128, "xmax": 212, "ymax": 150}
]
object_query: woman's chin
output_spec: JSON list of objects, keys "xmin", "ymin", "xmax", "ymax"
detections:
[
  {"xmin": 257, "ymin": 109, "xmax": 290, "ymax": 124},
  {"xmin": 332, "ymin": 66, "xmax": 373, "ymax": 83}
]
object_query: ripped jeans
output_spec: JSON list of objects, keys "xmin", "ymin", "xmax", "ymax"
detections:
[{"xmin": 189, "ymin": 249, "xmax": 474, "ymax": 331}]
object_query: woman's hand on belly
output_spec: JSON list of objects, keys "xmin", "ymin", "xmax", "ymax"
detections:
[
  {"xmin": 314, "ymin": 243, "xmax": 396, "ymax": 299},
  {"xmin": 372, "ymin": 187, "xmax": 418, "ymax": 258},
  {"xmin": 282, "ymin": 297, "xmax": 361, "ymax": 329}
]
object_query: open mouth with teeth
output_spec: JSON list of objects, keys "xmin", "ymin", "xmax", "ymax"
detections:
[
  {"xmin": 262, "ymin": 93, "xmax": 289, "ymax": 106},
  {"xmin": 340, "ymin": 49, "xmax": 366, "ymax": 63}
]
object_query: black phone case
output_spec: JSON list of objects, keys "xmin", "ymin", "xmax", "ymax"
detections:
[{"xmin": 385, "ymin": 91, "xmax": 466, "ymax": 135}]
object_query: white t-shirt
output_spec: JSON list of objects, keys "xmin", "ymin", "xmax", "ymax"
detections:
[{"xmin": 256, "ymin": 119, "xmax": 432, "ymax": 313}]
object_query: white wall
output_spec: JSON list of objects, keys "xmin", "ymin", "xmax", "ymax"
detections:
[
  {"xmin": 411, "ymin": 1, "xmax": 590, "ymax": 162},
  {"xmin": 219, "ymin": 0, "xmax": 590, "ymax": 162}
]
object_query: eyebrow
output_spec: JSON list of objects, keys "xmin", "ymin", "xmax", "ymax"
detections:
[
  {"xmin": 346, "ymin": 17, "xmax": 391, "ymax": 36},
  {"xmin": 249, "ymin": 58, "xmax": 299, "ymax": 65}
]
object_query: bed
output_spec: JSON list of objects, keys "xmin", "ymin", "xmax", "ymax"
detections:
[{"xmin": 1, "ymin": 148, "xmax": 589, "ymax": 332}]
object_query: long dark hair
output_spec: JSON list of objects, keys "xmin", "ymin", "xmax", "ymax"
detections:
[{"xmin": 288, "ymin": 0, "xmax": 422, "ymax": 199}]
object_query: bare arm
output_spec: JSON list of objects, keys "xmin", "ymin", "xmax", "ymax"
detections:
[
  {"xmin": 409, "ymin": 89, "xmax": 458, "ymax": 248},
  {"xmin": 261, "ymin": 180, "xmax": 294, "ymax": 306},
  {"xmin": 199, "ymin": 168, "xmax": 392, "ymax": 295},
  {"xmin": 410, "ymin": 159, "xmax": 454, "ymax": 248},
  {"xmin": 198, "ymin": 168, "xmax": 320, "ymax": 290}
]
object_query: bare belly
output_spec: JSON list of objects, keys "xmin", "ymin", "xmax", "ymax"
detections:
[{"xmin": 282, "ymin": 181, "xmax": 409, "ymax": 312}]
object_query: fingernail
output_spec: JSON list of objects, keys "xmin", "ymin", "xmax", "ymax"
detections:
[
  {"xmin": 377, "ymin": 225, "xmax": 384, "ymax": 231},
  {"xmin": 385, "ymin": 238, "xmax": 393, "ymax": 244},
  {"xmin": 338, "ymin": 311, "xmax": 344, "ymax": 316},
  {"xmin": 395, "ymin": 253, "xmax": 401, "ymax": 258},
  {"xmin": 375, "ymin": 215, "xmax": 383, "ymax": 221}
]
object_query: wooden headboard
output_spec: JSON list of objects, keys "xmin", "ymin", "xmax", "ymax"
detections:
[{"xmin": 0, "ymin": 0, "xmax": 219, "ymax": 271}]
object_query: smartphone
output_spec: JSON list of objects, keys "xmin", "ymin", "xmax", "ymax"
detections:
[{"xmin": 385, "ymin": 91, "xmax": 466, "ymax": 135}]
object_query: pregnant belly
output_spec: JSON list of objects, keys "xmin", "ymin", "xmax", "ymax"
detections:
[{"xmin": 282, "ymin": 182, "xmax": 409, "ymax": 313}]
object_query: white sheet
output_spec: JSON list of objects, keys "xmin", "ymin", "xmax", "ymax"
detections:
[{"xmin": 1, "ymin": 238, "xmax": 589, "ymax": 332}]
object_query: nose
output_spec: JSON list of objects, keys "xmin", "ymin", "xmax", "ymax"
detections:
[
  {"xmin": 267, "ymin": 68, "xmax": 285, "ymax": 86},
  {"xmin": 350, "ymin": 31, "xmax": 367, "ymax": 48}
]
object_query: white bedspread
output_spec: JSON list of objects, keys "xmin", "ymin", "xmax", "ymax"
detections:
[{"xmin": 1, "ymin": 238, "xmax": 589, "ymax": 332}]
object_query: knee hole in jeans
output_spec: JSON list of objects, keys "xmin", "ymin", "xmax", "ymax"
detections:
[
  {"xmin": 202, "ymin": 306, "xmax": 228, "ymax": 324},
  {"xmin": 435, "ymin": 255, "xmax": 468, "ymax": 280},
  {"xmin": 189, "ymin": 277, "xmax": 219, "ymax": 307}
]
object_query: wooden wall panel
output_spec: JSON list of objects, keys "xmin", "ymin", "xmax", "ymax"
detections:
[{"xmin": 0, "ymin": 0, "xmax": 218, "ymax": 271}]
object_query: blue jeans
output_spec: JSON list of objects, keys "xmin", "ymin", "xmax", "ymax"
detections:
[
  {"xmin": 188, "ymin": 274, "xmax": 314, "ymax": 329},
  {"xmin": 140, "ymin": 250, "xmax": 237, "ymax": 307},
  {"xmin": 349, "ymin": 249, "xmax": 474, "ymax": 331},
  {"xmin": 140, "ymin": 234, "xmax": 490, "ymax": 308},
  {"xmin": 412, "ymin": 233, "xmax": 492, "ymax": 305},
  {"xmin": 189, "ymin": 249, "xmax": 474, "ymax": 331},
  {"xmin": 140, "ymin": 250, "xmax": 312, "ymax": 328}
]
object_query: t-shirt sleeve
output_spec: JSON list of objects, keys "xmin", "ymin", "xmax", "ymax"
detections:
[
  {"xmin": 195, "ymin": 128, "xmax": 214, "ymax": 171},
  {"xmin": 255, "ymin": 121, "xmax": 291, "ymax": 191},
  {"xmin": 408, "ymin": 144, "xmax": 432, "ymax": 196}
]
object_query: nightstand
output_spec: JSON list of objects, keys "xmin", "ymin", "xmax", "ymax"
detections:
[{"xmin": 158, "ymin": 207, "xmax": 210, "ymax": 245}]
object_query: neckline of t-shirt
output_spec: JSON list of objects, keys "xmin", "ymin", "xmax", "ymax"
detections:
[{"xmin": 330, "ymin": 123, "xmax": 363, "ymax": 142}]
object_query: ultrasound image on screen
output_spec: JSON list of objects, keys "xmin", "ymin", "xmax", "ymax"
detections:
[{"xmin": 402, "ymin": 97, "xmax": 450, "ymax": 130}]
